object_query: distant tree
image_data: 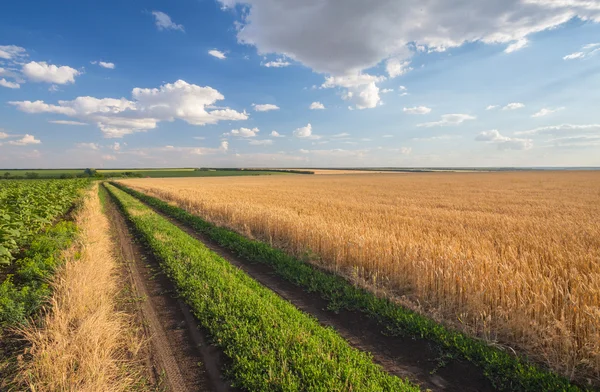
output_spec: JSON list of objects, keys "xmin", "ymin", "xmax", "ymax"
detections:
[
  {"xmin": 3, "ymin": 172, "xmax": 10, "ymax": 179},
  {"xmin": 84, "ymin": 168, "xmax": 97, "ymax": 176},
  {"xmin": 25, "ymin": 172, "xmax": 39, "ymax": 179}
]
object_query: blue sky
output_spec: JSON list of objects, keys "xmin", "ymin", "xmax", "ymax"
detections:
[{"xmin": 1, "ymin": 0, "xmax": 599, "ymax": 168}]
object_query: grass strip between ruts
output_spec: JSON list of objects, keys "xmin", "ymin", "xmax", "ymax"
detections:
[
  {"xmin": 105, "ymin": 183, "xmax": 418, "ymax": 392},
  {"xmin": 111, "ymin": 181, "xmax": 586, "ymax": 392}
]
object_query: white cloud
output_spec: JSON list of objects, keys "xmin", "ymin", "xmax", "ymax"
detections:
[
  {"xmin": 331, "ymin": 132, "xmax": 350, "ymax": 138},
  {"xmin": 309, "ymin": 101, "xmax": 325, "ymax": 110},
  {"xmin": 0, "ymin": 45, "xmax": 26, "ymax": 60},
  {"xmin": 417, "ymin": 113, "xmax": 476, "ymax": 127},
  {"xmin": 7, "ymin": 134, "xmax": 41, "ymax": 146},
  {"xmin": 531, "ymin": 107, "xmax": 564, "ymax": 117},
  {"xmin": 92, "ymin": 61, "xmax": 115, "ymax": 69},
  {"xmin": 382, "ymin": 134, "xmax": 394, "ymax": 138},
  {"xmin": 293, "ymin": 123, "xmax": 320, "ymax": 139},
  {"xmin": 252, "ymin": 103, "xmax": 280, "ymax": 112},
  {"xmin": 381, "ymin": 88, "xmax": 393, "ymax": 93},
  {"xmin": 0, "ymin": 78, "xmax": 20, "ymax": 89},
  {"xmin": 322, "ymin": 73, "xmax": 385, "ymax": 109},
  {"xmin": 504, "ymin": 38, "xmax": 529, "ymax": 53},
  {"xmin": 75, "ymin": 142, "xmax": 99, "ymax": 150},
  {"xmin": 49, "ymin": 120, "xmax": 87, "ymax": 125},
  {"xmin": 110, "ymin": 142, "xmax": 121, "ymax": 151},
  {"xmin": 225, "ymin": 127, "xmax": 260, "ymax": 137},
  {"xmin": 475, "ymin": 129, "xmax": 532, "ymax": 150},
  {"xmin": 399, "ymin": 147, "xmax": 412, "ymax": 154},
  {"xmin": 220, "ymin": 140, "xmax": 229, "ymax": 151},
  {"xmin": 299, "ymin": 149, "xmax": 310, "ymax": 154},
  {"xmin": 151, "ymin": 11, "xmax": 184, "ymax": 31},
  {"xmin": 22, "ymin": 61, "xmax": 80, "ymax": 84},
  {"xmin": 102, "ymin": 154, "xmax": 117, "ymax": 161},
  {"xmin": 398, "ymin": 85, "xmax": 407, "ymax": 91},
  {"xmin": 486, "ymin": 105, "xmax": 499, "ymax": 110},
  {"xmin": 208, "ymin": 50, "xmax": 227, "ymax": 59},
  {"xmin": 502, "ymin": 102, "xmax": 525, "ymax": 110},
  {"xmin": 270, "ymin": 130, "xmax": 284, "ymax": 137},
  {"xmin": 515, "ymin": 123, "xmax": 600, "ymax": 136},
  {"xmin": 403, "ymin": 106, "xmax": 432, "ymax": 114},
  {"xmin": 10, "ymin": 79, "xmax": 248, "ymax": 138},
  {"xmin": 249, "ymin": 139, "xmax": 273, "ymax": 145},
  {"xmin": 262, "ymin": 58, "xmax": 290, "ymax": 67},
  {"xmin": 386, "ymin": 58, "xmax": 413, "ymax": 78},
  {"xmin": 218, "ymin": 0, "xmax": 598, "ymax": 77},
  {"xmin": 563, "ymin": 52, "xmax": 585, "ymax": 60},
  {"xmin": 563, "ymin": 42, "xmax": 600, "ymax": 60}
]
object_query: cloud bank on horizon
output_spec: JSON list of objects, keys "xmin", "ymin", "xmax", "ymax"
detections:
[{"xmin": 0, "ymin": 0, "xmax": 599, "ymax": 168}]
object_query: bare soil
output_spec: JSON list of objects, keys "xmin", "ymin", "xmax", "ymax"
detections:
[
  {"xmin": 143, "ymin": 202, "xmax": 497, "ymax": 392},
  {"xmin": 104, "ymin": 186, "xmax": 237, "ymax": 392}
]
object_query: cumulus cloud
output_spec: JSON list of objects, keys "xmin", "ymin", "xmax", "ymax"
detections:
[
  {"xmin": 475, "ymin": 129, "xmax": 532, "ymax": 150},
  {"xmin": 22, "ymin": 61, "xmax": 80, "ymax": 84},
  {"xmin": 252, "ymin": 103, "xmax": 279, "ymax": 111},
  {"xmin": 9, "ymin": 79, "xmax": 248, "ymax": 138},
  {"xmin": 309, "ymin": 101, "xmax": 325, "ymax": 110},
  {"xmin": 49, "ymin": 120, "xmax": 87, "ymax": 125},
  {"xmin": 381, "ymin": 88, "xmax": 393, "ymax": 93},
  {"xmin": 219, "ymin": 0, "xmax": 599, "ymax": 75},
  {"xmin": 217, "ymin": 0, "xmax": 599, "ymax": 111},
  {"xmin": 208, "ymin": 50, "xmax": 226, "ymax": 59},
  {"xmin": 502, "ymin": 102, "xmax": 525, "ymax": 110},
  {"xmin": 563, "ymin": 42, "xmax": 600, "ymax": 60},
  {"xmin": 225, "ymin": 127, "xmax": 260, "ymax": 137},
  {"xmin": 531, "ymin": 107, "xmax": 564, "ymax": 117},
  {"xmin": 322, "ymin": 73, "xmax": 386, "ymax": 109},
  {"xmin": 262, "ymin": 58, "xmax": 290, "ymax": 67},
  {"xmin": 0, "ymin": 78, "xmax": 19, "ymax": 89},
  {"xmin": 151, "ymin": 11, "xmax": 184, "ymax": 31},
  {"xmin": 7, "ymin": 134, "xmax": 41, "ymax": 146},
  {"xmin": 249, "ymin": 139, "xmax": 273, "ymax": 145},
  {"xmin": 270, "ymin": 130, "xmax": 284, "ymax": 137},
  {"xmin": 403, "ymin": 106, "xmax": 432, "ymax": 114},
  {"xmin": 417, "ymin": 113, "xmax": 476, "ymax": 127},
  {"xmin": 515, "ymin": 123, "xmax": 600, "ymax": 136},
  {"xmin": 293, "ymin": 123, "xmax": 320, "ymax": 139},
  {"xmin": 486, "ymin": 105, "xmax": 499, "ymax": 110}
]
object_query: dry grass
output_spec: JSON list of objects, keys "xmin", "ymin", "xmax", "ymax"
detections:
[
  {"xmin": 121, "ymin": 172, "xmax": 600, "ymax": 383},
  {"xmin": 18, "ymin": 184, "xmax": 143, "ymax": 391}
]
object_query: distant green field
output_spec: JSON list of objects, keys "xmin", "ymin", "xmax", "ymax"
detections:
[
  {"xmin": 110, "ymin": 170, "xmax": 290, "ymax": 178},
  {"xmin": 0, "ymin": 169, "xmax": 290, "ymax": 179},
  {"xmin": 0, "ymin": 169, "xmax": 84, "ymax": 176},
  {"xmin": 97, "ymin": 168, "xmax": 195, "ymax": 173}
]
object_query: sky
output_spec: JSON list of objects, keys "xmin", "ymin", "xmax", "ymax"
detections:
[{"xmin": 1, "ymin": 0, "xmax": 599, "ymax": 168}]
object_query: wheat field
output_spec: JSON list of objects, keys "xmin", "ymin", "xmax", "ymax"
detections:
[{"xmin": 120, "ymin": 172, "xmax": 600, "ymax": 382}]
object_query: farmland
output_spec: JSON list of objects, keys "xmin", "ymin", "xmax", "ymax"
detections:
[{"xmin": 119, "ymin": 171, "xmax": 600, "ymax": 386}]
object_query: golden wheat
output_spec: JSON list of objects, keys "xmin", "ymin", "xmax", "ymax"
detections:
[
  {"xmin": 120, "ymin": 172, "xmax": 600, "ymax": 382},
  {"xmin": 19, "ymin": 184, "xmax": 143, "ymax": 391}
]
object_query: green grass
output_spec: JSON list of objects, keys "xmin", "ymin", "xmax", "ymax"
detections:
[
  {"xmin": 111, "ymin": 181, "xmax": 586, "ymax": 392},
  {"xmin": 104, "ymin": 183, "xmax": 417, "ymax": 392}
]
